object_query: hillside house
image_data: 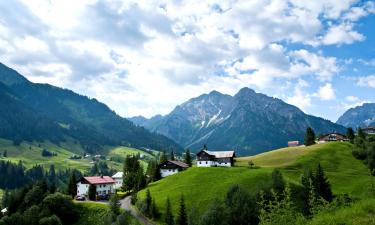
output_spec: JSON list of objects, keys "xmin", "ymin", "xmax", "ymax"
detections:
[
  {"xmin": 318, "ymin": 133, "xmax": 348, "ymax": 143},
  {"xmin": 159, "ymin": 160, "xmax": 189, "ymax": 177},
  {"xmin": 112, "ymin": 172, "xmax": 123, "ymax": 189},
  {"xmin": 363, "ymin": 127, "xmax": 375, "ymax": 135},
  {"xmin": 196, "ymin": 150, "xmax": 235, "ymax": 167},
  {"xmin": 288, "ymin": 141, "xmax": 300, "ymax": 147},
  {"xmin": 76, "ymin": 176, "xmax": 115, "ymax": 198}
]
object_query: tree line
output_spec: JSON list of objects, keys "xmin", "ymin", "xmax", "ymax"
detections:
[{"xmin": 351, "ymin": 127, "xmax": 375, "ymax": 175}]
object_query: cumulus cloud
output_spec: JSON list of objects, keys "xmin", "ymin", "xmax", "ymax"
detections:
[
  {"xmin": 0, "ymin": 0, "xmax": 373, "ymax": 117},
  {"xmin": 315, "ymin": 83, "xmax": 336, "ymax": 100},
  {"xmin": 357, "ymin": 75, "xmax": 375, "ymax": 88}
]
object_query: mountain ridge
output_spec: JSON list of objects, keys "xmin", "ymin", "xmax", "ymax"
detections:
[
  {"xmin": 130, "ymin": 87, "xmax": 346, "ymax": 155},
  {"xmin": 337, "ymin": 103, "xmax": 375, "ymax": 128},
  {"xmin": 0, "ymin": 63, "xmax": 182, "ymax": 153}
]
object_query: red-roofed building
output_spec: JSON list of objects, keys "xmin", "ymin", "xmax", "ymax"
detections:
[{"xmin": 76, "ymin": 176, "xmax": 115, "ymax": 198}]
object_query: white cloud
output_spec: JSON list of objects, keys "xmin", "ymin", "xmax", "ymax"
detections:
[
  {"xmin": 0, "ymin": 0, "xmax": 372, "ymax": 117},
  {"xmin": 315, "ymin": 83, "xmax": 336, "ymax": 100},
  {"xmin": 286, "ymin": 79, "xmax": 312, "ymax": 111},
  {"xmin": 345, "ymin": 95, "xmax": 359, "ymax": 102},
  {"xmin": 357, "ymin": 75, "xmax": 375, "ymax": 88}
]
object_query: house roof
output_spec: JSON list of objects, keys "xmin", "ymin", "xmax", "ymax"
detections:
[
  {"xmin": 112, "ymin": 172, "xmax": 123, "ymax": 179},
  {"xmin": 82, "ymin": 176, "xmax": 115, "ymax": 184},
  {"xmin": 203, "ymin": 150, "xmax": 235, "ymax": 158},
  {"xmin": 159, "ymin": 160, "xmax": 189, "ymax": 168}
]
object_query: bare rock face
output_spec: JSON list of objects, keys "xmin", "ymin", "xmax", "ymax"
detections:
[{"xmin": 337, "ymin": 103, "xmax": 375, "ymax": 128}]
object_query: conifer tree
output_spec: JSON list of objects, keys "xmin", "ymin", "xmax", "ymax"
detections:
[
  {"xmin": 184, "ymin": 149, "xmax": 192, "ymax": 167},
  {"xmin": 346, "ymin": 127, "xmax": 355, "ymax": 142},
  {"xmin": 176, "ymin": 195, "xmax": 188, "ymax": 225},
  {"xmin": 271, "ymin": 169, "xmax": 285, "ymax": 194},
  {"xmin": 67, "ymin": 173, "xmax": 77, "ymax": 198},
  {"xmin": 145, "ymin": 189, "xmax": 152, "ymax": 216},
  {"xmin": 165, "ymin": 197, "xmax": 174, "ymax": 225},
  {"xmin": 314, "ymin": 163, "xmax": 332, "ymax": 202},
  {"xmin": 358, "ymin": 128, "xmax": 366, "ymax": 139},
  {"xmin": 160, "ymin": 151, "xmax": 168, "ymax": 164},
  {"xmin": 109, "ymin": 193, "xmax": 121, "ymax": 216},
  {"xmin": 2, "ymin": 150, "xmax": 7, "ymax": 157},
  {"xmin": 304, "ymin": 127, "xmax": 316, "ymax": 146},
  {"xmin": 170, "ymin": 151, "xmax": 175, "ymax": 160}
]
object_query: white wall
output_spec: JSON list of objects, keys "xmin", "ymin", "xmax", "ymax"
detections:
[
  {"xmin": 113, "ymin": 178, "xmax": 123, "ymax": 189},
  {"xmin": 197, "ymin": 161, "xmax": 231, "ymax": 167},
  {"xmin": 76, "ymin": 182, "xmax": 114, "ymax": 197},
  {"xmin": 160, "ymin": 168, "xmax": 179, "ymax": 177},
  {"xmin": 77, "ymin": 182, "xmax": 89, "ymax": 196}
]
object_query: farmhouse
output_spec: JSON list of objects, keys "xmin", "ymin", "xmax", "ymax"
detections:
[
  {"xmin": 159, "ymin": 160, "xmax": 189, "ymax": 177},
  {"xmin": 318, "ymin": 133, "xmax": 348, "ymax": 143},
  {"xmin": 112, "ymin": 172, "xmax": 123, "ymax": 189},
  {"xmin": 76, "ymin": 176, "xmax": 115, "ymax": 197},
  {"xmin": 196, "ymin": 150, "xmax": 235, "ymax": 167},
  {"xmin": 288, "ymin": 141, "xmax": 300, "ymax": 147},
  {"xmin": 363, "ymin": 127, "xmax": 375, "ymax": 135}
]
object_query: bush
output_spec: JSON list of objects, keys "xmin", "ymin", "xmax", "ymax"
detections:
[
  {"xmin": 41, "ymin": 193, "xmax": 78, "ymax": 224},
  {"xmin": 39, "ymin": 215, "xmax": 62, "ymax": 225}
]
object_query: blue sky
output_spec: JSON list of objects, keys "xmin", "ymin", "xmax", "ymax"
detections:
[{"xmin": 0, "ymin": 0, "xmax": 374, "ymax": 122}]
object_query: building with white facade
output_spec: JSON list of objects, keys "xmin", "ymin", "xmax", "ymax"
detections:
[
  {"xmin": 159, "ymin": 160, "xmax": 189, "ymax": 177},
  {"xmin": 196, "ymin": 150, "xmax": 235, "ymax": 167},
  {"xmin": 112, "ymin": 172, "xmax": 123, "ymax": 189},
  {"xmin": 76, "ymin": 176, "xmax": 115, "ymax": 198}
]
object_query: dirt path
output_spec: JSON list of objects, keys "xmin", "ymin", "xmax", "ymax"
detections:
[{"xmin": 120, "ymin": 196, "xmax": 156, "ymax": 225}]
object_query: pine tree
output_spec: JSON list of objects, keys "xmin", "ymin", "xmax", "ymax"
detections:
[
  {"xmin": 165, "ymin": 197, "xmax": 174, "ymax": 225},
  {"xmin": 170, "ymin": 151, "xmax": 175, "ymax": 160},
  {"xmin": 271, "ymin": 169, "xmax": 285, "ymax": 194},
  {"xmin": 48, "ymin": 164, "xmax": 56, "ymax": 193},
  {"xmin": 109, "ymin": 193, "xmax": 121, "ymax": 216},
  {"xmin": 88, "ymin": 185, "xmax": 96, "ymax": 200},
  {"xmin": 184, "ymin": 149, "xmax": 192, "ymax": 167},
  {"xmin": 145, "ymin": 189, "xmax": 152, "ymax": 216},
  {"xmin": 2, "ymin": 150, "xmax": 7, "ymax": 157},
  {"xmin": 176, "ymin": 195, "xmax": 188, "ymax": 225},
  {"xmin": 304, "ymin": 127, "xmax": 316, "ymax": 146},
  {"xmin": 67, "ymin": 173, "xmax": 77, "ymax": 198},
  {"xmin": 150, "ymin": 199, "xmax": 159, "ymax": 219},
  {"xmin": 346, "ymin": 127, "xmax": 355, "ymax": 142},
  {"xmin": 160, "ymin": 151, "xmax": 168, "ymax": 164},
  {"xmin": 358, "ymin": 128, "xmax": 366, "ymax": 139},
  {"xmin": 314, "ymin": 163, "xmax": 332, "ymax": 202}
]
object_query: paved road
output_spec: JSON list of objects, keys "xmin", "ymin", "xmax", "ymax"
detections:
[{"xmin": 120, "ymin": 196, "xmax": 155, "ymax": 225}]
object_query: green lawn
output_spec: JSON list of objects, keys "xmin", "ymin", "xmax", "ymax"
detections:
[{"xmin": 138, "ymin": 142, "xmax": 375, "ymax": 223}]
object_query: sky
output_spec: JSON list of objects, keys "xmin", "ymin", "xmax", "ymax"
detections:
[{"xmin": 0, "ymin": 0, "xmax": 374, "ymax": 122}]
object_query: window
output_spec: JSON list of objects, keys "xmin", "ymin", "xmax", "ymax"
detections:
[
  {"xmin": 199, "ymin": 162, "xmax": 201, "ymax": 164},
  {"xmin": 205, "ymin": 161, "xmax": 207, "ymax": 164}
]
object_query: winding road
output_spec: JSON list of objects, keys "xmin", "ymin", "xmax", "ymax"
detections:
[{"xmin": 120, "ymin": 196, "xmax": 155, "ymax": 225}]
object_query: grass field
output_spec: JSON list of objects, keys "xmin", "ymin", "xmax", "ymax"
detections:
[
  {"xmin": 73, "ymin": 202, "xmax": 139, "ymax": 225},
  {"xmin": 308, "ymin": 198, "xmax": 375, "ymax": 225},
  {"xmin": 0, "ymin": 138, "xmax": 153, "ymax": 173},
  {"xmin": 138, "ymin": 142, "xmax": 375, "ymax": 223}
]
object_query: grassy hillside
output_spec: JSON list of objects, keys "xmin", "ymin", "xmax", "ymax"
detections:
[
  {"xmin": 138, "ymin": 142, "xmax": 375, "ymax": 223},
  {"xmin": 308, "ymin": 198, "xmax": 375, "ymax": 225},
  {"xmin": 0, "ymin": 138, "xmax": 154, "ymax": 173},
  {"xmin": 73, "ymin": 202, "xmax": 139, "ymax": 225}
]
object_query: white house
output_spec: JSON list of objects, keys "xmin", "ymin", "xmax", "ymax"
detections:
[
  {"xmin": 112, "ymin": 172, "xmax": 123, "ymax": 189},
  {"xmin": 159, "ymin": 160, "xmax": 189, "ymax": 177},
  {"xmin": 76, "ymin": 176, "xmax": 115, "ymax": 198},
  {"xmin": 196, "ymin": 150, "xmax": 235, "ymax": 167}
]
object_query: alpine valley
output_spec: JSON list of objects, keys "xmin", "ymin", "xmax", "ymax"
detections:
[{"xmin": 129, "ymin": 88, "xmax": 346, "ymax": 155}]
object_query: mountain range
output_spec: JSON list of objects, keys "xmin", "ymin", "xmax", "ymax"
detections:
[
  {"xmin": 129, "ymin": 88, "xmax": 346, "ymax": 155},
  {"xmin": 0, "ymin": 63, "xmax": 182, "ymax": 153},
  {"xmin": 337, "ymin": 103, "xmax": 375, "ymax": 128}
]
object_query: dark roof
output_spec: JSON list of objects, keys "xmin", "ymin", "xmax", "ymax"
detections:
[
  {"xmin": 159, "ymin": 160, "xmax": 189, "ymax": 168},
  {"xmin": 197, "ymin": 150, "xmax": 235, "ymax": 158},
  {"xmin": 81, "ymin": 176, "xmax": 115, "ymax": 184}
]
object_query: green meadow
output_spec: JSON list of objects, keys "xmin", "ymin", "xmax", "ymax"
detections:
[
  {"xmin": 0, "ymin": 138, "xmax": 153, "ymax": 173},
  {"xmin": 138, "ymin": 142, "xmax": 375, "ymax": 223}
]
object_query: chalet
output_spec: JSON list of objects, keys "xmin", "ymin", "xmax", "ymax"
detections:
[
  {"xmin": 318, "ymin": 133, "xmax": 348, "ymax": 143},
  {"xmin": 112, "ymin": 172, "xmax": 123, "ymax": 189},
  {"xmin": 196, "ymin": 150, "xmax": 235, "ymax": 167},
  {"xmin": 363, "ymin": 127, "xmax": 375, "ymax": 135},
  {"xmin": 76, "ymin": 176, "xmax": 115, "ymax": 198},
  {"xmin": 288, "ymin": 141, "xmax": 300, "ymax": 147},
  {"xmin": 159, "ymin": 160, "xmax": 189, "ymax": 177}
]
